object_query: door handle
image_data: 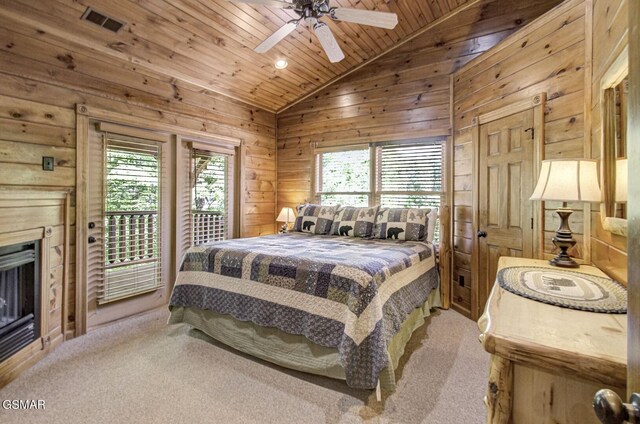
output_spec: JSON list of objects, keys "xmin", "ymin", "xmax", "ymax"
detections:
[
  {"xmin": 477, "ymin": 230, "xmax": 487, "ymax": 238},
  {"xmin": 88, "ymin": 236, "xmax": 96, "ymax": 244},
  {"xmin": 593, "ymin": 389, "xmax": 640, "ymax": 423}
]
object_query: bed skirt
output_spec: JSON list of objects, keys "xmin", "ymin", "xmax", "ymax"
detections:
[{"xmin": 168, "ymin": 285, "xmax": 441, "ymax": 392}]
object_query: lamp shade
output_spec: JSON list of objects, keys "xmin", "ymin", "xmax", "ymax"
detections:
[
  {"xmin": 276, "ymin": 207, "xmax": 296, "ymax": 223},
  {"xmin": 529, "ymin": 159, "xmax": 602, "ymax": 203},
  {"xmin": 615, "ymin": 158, "xmax": 628, "ymax": 202}
]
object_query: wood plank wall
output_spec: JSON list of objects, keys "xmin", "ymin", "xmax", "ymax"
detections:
[
  {"xmin": 452, "ymin": 0, "xmax": 587, "ymax": 318},
  {"xmin": 0, "ymin": 17, "xmax": 276, "ymax": 336},
  {"xmin": 276, "ymin": 0, "xmax": 562, "ymax": 211},
  {"xmin": 590, "ymin": 0, "xmax": 628, "ymax": 284},
  {"xmin": 277, "ymin": 0, "xmax": 562, "ymax": 320}
]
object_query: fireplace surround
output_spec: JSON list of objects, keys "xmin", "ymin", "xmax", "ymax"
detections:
[{"xmin": 0, "ymin": 188, "xmax": 70, "ymax": 388}]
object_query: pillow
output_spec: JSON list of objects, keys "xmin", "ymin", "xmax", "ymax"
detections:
[
  {"xmin": 426, "ymin": 208, "xmax": 438, "ymax": 243},
  {"xmin": 330, "ymin": 206, "xmax": 379, "ymax": 237},
  {"xmin": 373, "ymin": 207, "xmax": 432, "ymax": 241},
  {"xmin": 293, "ymin": 204, "xmax": 339, "ymax": 235}
]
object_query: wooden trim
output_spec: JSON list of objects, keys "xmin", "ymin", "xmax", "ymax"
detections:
[
  {"xmin": 628, "ymin": 0, "xmax": 640, "ymax": 396},
  {"xmin": 77, "ymin": 104, "xmax": 242, "ymax": 146},
  {"xmin": 0, "ymin": 228, "xmax": 44, "ymax": 246},
  {"xmin": 62, "ymin": 193, "xmax": 70, "ymax": 343},
  {"xmin": 313, "ymin": 144, "xmax": 370, "ymax": 154},
  {"xmin": 440, "ymin": 73, "xmax": 455, "ymax": 310},
  {"xmin": 277, "ymin": 0, "xmax": 484, "ymax": 114},
  {"xmin": 309, "ymin": 142, "xmax": 318, "ymax": 204},
  {"xmin": 583, "ymin": 0, "xmax": 594, "ymax": 264},
  {"xmin": 190, "ymin": 142, "xmax": 236, "ymax": 156},
  {"xmin": 40, "ymin": 227, "xmax": 51, "ymax": 341},
  {"xmin": 167, "ymin": 136, "xmax": 177, "ymax": 292},
  {"xmin": 237, "ymin": 140, "xmax": 245, "ymax": 238},
  {"xmin": 532, "ymin": 94, "xmax": 546, "ymax": 259},
  {"xmin": 96, "ymin": 122, "xmax": 172, "ymax": 144},
  {"xmin": 598, "ymin": 46, "xmax": 630, "ymax": 238},
  {"xmin": 474, "ymin": 93, "xmax": 545, "ymax": 125},
  {"xmin": 274, "ymin": 115, "xmax": 279, "ymax": 234},
  {"xmin": 471, "ymin": 120, "xmax": 480, "ymax": 319},
  {"xmin": 75, "ymin": 111, "xmax": 89, "ymax": 337},
  {"xmin": 183, "ymin": 138, "xmax": 241, "ymax": 150},
  {"xmin": 369, "ymin": 146, "xmax": 377, "ymax": 208}
]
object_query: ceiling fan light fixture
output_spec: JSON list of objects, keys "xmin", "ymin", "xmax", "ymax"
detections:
[{"xmin": 274, "ymin": 59, "xmax": 288, "ymax": 69}]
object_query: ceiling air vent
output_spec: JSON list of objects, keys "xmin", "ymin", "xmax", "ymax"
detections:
[{"xmin": 81, "ymin": 7, "xmax": 125, "ymax": 33}]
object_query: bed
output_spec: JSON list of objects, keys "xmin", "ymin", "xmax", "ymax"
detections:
[{"xmin": 168, "ymin": 231, "xmax": 440, "ymax": 391}]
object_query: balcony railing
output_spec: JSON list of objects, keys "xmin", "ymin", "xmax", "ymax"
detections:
[
  {"xmin": 105, "ymin": 211, "xmax": 158, "ymax": 269},
  {"xmin": 104, "ymin": 211, "xmax": 225, "ymax": 268},
  {"xmin": 192, "ymin": 210, "xmax": 226, "ymax": 245}
]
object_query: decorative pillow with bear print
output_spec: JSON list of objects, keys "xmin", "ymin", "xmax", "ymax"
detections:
[
  {"xmin": 330, "ymin": 205, "xmax": 379, "ymax": 238},
  {"xmin": 373, "ymin": 207, "xmax": 432, "ymax": 241},
  {"xmin": 293, "ymin": 204, "xmax": 339, "ymax": 235}
]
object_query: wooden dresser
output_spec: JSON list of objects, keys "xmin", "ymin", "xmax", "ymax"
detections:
[{"xmin": 478, "ymin": 257, "xmax": 627, "ymax": 424}]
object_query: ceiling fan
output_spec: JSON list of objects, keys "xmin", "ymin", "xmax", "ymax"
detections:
[{"xmin": 228, "ymin": 0, "xmax": 399, "ymax": 63}]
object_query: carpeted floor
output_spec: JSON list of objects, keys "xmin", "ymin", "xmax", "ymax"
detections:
[{"xmin": 0, "ymin": 308, "xmax": 488, "ymax": 424}]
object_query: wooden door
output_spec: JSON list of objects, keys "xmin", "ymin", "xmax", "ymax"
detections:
[
  {"xmin": 477, "ymin": 110, "xmax": 535, "ymax": 318},
  {"xmin": 85, "ymin": 125, "xmax": 169, "ymax": 330}
]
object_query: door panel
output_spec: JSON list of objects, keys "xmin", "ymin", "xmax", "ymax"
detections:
[
  {"xmin": 86, "ymin": 126, "xmax": 168, "ymax": 330},
  {"xmin": 477, "ymin": 109, "xmax": 535, "ymax": 317}
]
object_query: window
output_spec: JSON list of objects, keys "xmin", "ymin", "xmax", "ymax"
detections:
[
  {"xmin": 191, "ymin": 149, "xmax": 233, "ymax": 245},
  {"xmin": 316, "ymin": 147, "xmax": 370, "ymax": 207},
  {"xmin": 315, "ymin": 140, "xmax": 444, "ymax": 239},
  {"xmin": 177, "ymin": 141, "xmax": 236, "ymax": 262},
  {"xmin": 376, "ymin": 143, "xmax": 442, "ymax": 209}
]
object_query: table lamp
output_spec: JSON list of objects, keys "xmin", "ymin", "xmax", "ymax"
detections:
[
  {"xmin": 529, "ymin": 159, "xmax": 602, "ymax": 268},
  {"xmin": 276, "ymin": 207, "xmax": 296, "ymax": 233}
]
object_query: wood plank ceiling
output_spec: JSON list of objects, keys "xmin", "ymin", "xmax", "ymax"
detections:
[{"xmin": 0, "ymin": 0, "xmax": 475, "ymax": 112}]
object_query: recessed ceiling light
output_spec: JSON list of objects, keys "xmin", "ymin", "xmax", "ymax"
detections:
[{"xmin": 274, "ymin": 59, "xmax": 288, "ymax": 69}]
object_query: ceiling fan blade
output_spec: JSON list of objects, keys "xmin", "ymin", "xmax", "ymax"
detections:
[
  {"xmin": 313, "ymin": 22, "xmax": 345, "ymax": 63},
  {"xmin": 227, "ymin": 0, "xmax": 295, "ymax": 9},
  {"xmin": 330, "ymin": 7, "xmax": 398, "ymax": 30},
  {"xmin": 254, "ymin": 21, "xmax": 298, "ymax": 53}
]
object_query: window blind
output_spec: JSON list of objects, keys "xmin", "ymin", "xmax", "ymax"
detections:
[
  {"xmin": 377, "ymin": 142, "xmax": 443, "ymax": 208},
  {"xmin": 98, "ymin": 137, "xmax": 163, "ymax": 304}
]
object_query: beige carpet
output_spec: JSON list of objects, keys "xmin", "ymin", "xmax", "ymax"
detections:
[{"xmin": 0, "ymin": 308, "xmax": 488, "ymax": 424}]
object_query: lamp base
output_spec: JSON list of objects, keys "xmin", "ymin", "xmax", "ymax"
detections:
[
  {"xmin": 549, "ymin": 252, "xmax": 579, "ymax": 268},
  {"xmin": 549, "ymin": 208, "xmax": 579, "ymax": 268}
]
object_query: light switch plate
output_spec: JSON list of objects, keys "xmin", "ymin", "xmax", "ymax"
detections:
[{"xmin": 42, "ymin": 156, "xmax": 54, "ymax": 171}]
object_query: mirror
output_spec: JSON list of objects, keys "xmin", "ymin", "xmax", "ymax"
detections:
[{"xmin": 600, "ymin": 47, "xmax": 628, "ymax": 237}]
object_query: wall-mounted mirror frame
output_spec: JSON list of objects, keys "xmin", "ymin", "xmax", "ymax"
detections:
[{"xmin": 599, "ymin": 45, "xmax": 628, "ymax": 237}]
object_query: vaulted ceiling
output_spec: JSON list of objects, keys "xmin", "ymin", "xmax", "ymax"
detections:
[{"xmin": 0, "ymin": 0, "xmax": 479, "ymax": 112}]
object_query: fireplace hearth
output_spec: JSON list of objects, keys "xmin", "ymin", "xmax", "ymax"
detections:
[{"xmin": 0, "ymin": 241, "xmax": 40, "ymax": 363}]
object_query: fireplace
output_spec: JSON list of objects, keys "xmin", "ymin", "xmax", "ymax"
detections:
[{"xmin": 0, "ymin": 241, "xmax": 40, "ymax": 363}]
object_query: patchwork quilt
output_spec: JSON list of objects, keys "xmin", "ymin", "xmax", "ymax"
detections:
[{"xmin": 169, "ymin": 232, "xmax": 438, "ymax": 389}]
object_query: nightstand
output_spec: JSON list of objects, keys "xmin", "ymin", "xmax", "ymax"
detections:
[{"xmin": 478, "ymin": 257, "xmax": 627, "ymax": 424}]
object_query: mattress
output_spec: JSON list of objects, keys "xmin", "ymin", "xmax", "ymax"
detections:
[{"xmin": 169, "ymin": 232, "xmax": 439, "ymax": 389}]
